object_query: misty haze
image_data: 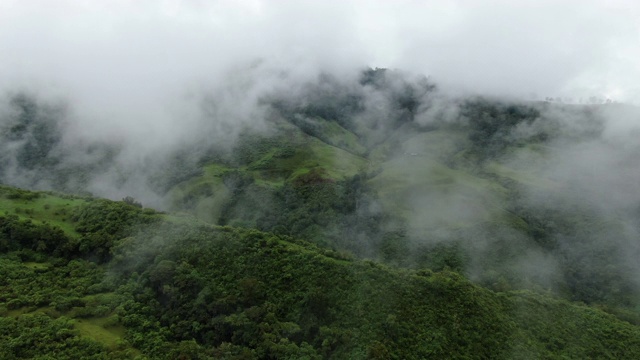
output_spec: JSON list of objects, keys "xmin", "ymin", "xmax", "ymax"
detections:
[{"xmin": 1, "ymin": 1, "xmax": 640, "ymax": 359}]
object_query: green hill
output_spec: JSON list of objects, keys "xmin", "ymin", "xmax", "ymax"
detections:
[
  {"xmin": 2, "ymin": 69, "xmax": 640, "ymax": 358},
  {"xmin": 2, "ymin": 186, "xmax": 640, "ymax": 359}
]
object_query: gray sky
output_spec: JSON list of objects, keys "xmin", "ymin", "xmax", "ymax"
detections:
[{"xmin": 0, "ymin": 0, "xmax": 639, "ymax": 107}]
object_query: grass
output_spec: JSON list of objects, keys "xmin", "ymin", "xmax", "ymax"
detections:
[
  {"xmin": 6, "ymin": 305, "xmax": 135, "ymax": 353},
  {"xmin": 164, "ymin": 123, "xmax": 512, "ymax": 232},
  {"xmin": 368, "ymin": 155, "xmax": 509, "ymax": 230},
  {"xmin": 23, "ymin": 261, "xmax": 51, "ymax": 270},
  {"xmin": 74, "ymin": 316, "xmax": 128, "ymax": 350},
  {"xmin": 245, "ymin": 135, "xmax": 367, "ymax": 182},
  {"xmin": 164, "ymin": 127, "xmax": 369, "ymax": 225},
  {"xmin": 400, "ymin": 128, "xmax": 468, "ymax": 161},
  {"xmin": 363, "ymin": 127, "xmax": 560, "ymax": 232},
  {"xmin": 202, "ymin": 163, "xmax": 232, "ymax": 177},
  {"xmin": 165, "ymin": 164, "xmax": 232, "ymax": 223},
  {"xmin": 485, "ymin": 161, "xmax": 558, "ymax": 190},
  {"xmin": 305, "ymin": 136, "xmax": 368, "ymax": 179},
  {"xmin": 319, "ymin": 119, "xmax": 368, "ymax": 156},
  {"xmin": 0, "ymin": 187, "xmax": 88, "ymax": 238}
]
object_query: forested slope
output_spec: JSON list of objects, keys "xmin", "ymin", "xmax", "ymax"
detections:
[{"xmin": 2, "ymin": 185, "xmax": 640, "ymax": 359}]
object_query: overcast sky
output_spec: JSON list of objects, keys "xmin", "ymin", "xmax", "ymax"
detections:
[{"xmin": 1, "ymin": 0, "xmax": 639, "ymax": 106}]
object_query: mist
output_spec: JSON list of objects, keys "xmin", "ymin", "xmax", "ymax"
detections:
[
  {"xmin": 1, "ymin": 0, "xmax": 640, "ymax": 304},
  {"xmin": 1, "ymin": 0, "xmax": 638, "ymax": 161},
  {"xmin": 2, "ymin": 1, "xmax": 639, "ymax": 101}
]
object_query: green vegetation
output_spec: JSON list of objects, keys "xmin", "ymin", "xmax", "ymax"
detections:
[
  {"xmin": 1, "ymin": 187, "xmax": 640, "ymax": 358},
  {"xmin": 2, "ymin": 69, "xmax": 640, "ymax": 358},
  {"xmin": 0, "ymin": 185, "xmax": 88, "ymax": 237}
]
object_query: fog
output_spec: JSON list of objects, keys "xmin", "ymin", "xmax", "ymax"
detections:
[
  {"xmin": 1, "ymin": 1, "xmax": 638, "ymax": 157},
  {"xmin": 2, "ymin": 1, "xmax": 639, "ymax": 100},
  {"xmin": 1, "ymin": 0, "xmax": 640, "ymax": 296}
]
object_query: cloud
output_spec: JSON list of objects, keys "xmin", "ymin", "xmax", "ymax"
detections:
[
  {"xmin": 380, "ymin": 1, "xmax": 640, "ymax": 101},
  {"xmin": 517, "ymin": 104, "xmax": 640, "ymax": 213},
  {"xmin": 2, "ymin": 0, "xmax": 640, "ymax": 303},
  {"xmin": 1, "ymin": 0, "xmax": 639, "ymax": 201},
  {"xmin": 1, "ymin": 0, "xmax": 639, "ymax": 106}
]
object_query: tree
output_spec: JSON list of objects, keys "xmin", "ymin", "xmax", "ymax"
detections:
[{"xmin": 122, "ymin": 196, "xmax": 142, "ymax": 208}]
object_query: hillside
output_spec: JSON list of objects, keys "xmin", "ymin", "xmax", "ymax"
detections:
[
  {"xmin": 2, "ymin": 186, "xmax": 640, "ymax": 359},
  {"xmin": 2, "ymin": 68, "xmax": 640, "ymax": 358}
]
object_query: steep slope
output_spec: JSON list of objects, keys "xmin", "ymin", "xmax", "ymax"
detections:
[{"xmin": 165, "ymin": 120, "xmax": 369, "ymax": 226}]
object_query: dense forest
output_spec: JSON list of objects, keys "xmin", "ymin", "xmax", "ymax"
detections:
[
  {"xmin": 2, "ymin": 185, "xmax": 640, "ymax": 359},
  {"xmin": 2, "ymin": 68, "xmax": 640, "ymax": 358}
]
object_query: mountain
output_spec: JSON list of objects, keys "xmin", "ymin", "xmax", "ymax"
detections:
[{"xmin": 2, "ymin": 68, "xmax": 640, "ymax": 358}]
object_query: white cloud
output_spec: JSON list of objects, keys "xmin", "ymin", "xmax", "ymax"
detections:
[{"xmin": 0, "ymin": 0, "xmax": 638, "ymax": 118}]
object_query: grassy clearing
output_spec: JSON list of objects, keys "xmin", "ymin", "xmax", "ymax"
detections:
[
  {"xmin": 203, "ymin": 163, "xmax": 232, "ymax": 177},
  {"xmin": 365, "ymin": 127, "xmax": 516, "ymax": 230},
  {"xmin": 244, "ymin": 122, "xmax": 367, "ymax": 181},
  {"xmin": 0, "ymin": 187, "xmax": 87, "ymax": 237},
  {"xmin": 7, "ymin": 307, "xmax": 134, "ymax": 353},
  {"xmin": 484, "ymin": 143, "xmax": 562, "ymax": 192},
  {"xmin": 74, "ymin": 316, "xmax": 127, "ymax": 350},
  {"xmin": 319, "ymin": 119, "xmax": 367, "ymax": 155},
  {"xmin": 167, "ymin": 129, "xmax": 368, "ymax": 222},
  {"xmin": 258, "ymin": 134, "xmax": 368, "ymax": 181},
  {"xmin": 369, "ymin": 156, "xmax": 508, "ymax": 229},
  {"xmin": 252, "ymin": 174, "xmax": 285, "ymax": 188},
  {"xmin": 165, "ymin": 164, "xmax": 232, "ymax": 223},
  {"xmin": 164, "ymin": 119, "xmax": 369, "ymax": 221},
  {"xmin": 23, "ymin": 261, "xmax": 51, "ymax": 270},
  {"xmin": 305, "ymin": 137, "xmax": 368, "ymax": 179},
  {"xmin": 486, "ymin": 161, "xmax": 558, "ymax": 190}
]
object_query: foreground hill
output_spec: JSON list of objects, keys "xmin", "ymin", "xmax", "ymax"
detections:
[{"xmin": 2, "ymin": 185, "xmax": 640, "ymax": 359}]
